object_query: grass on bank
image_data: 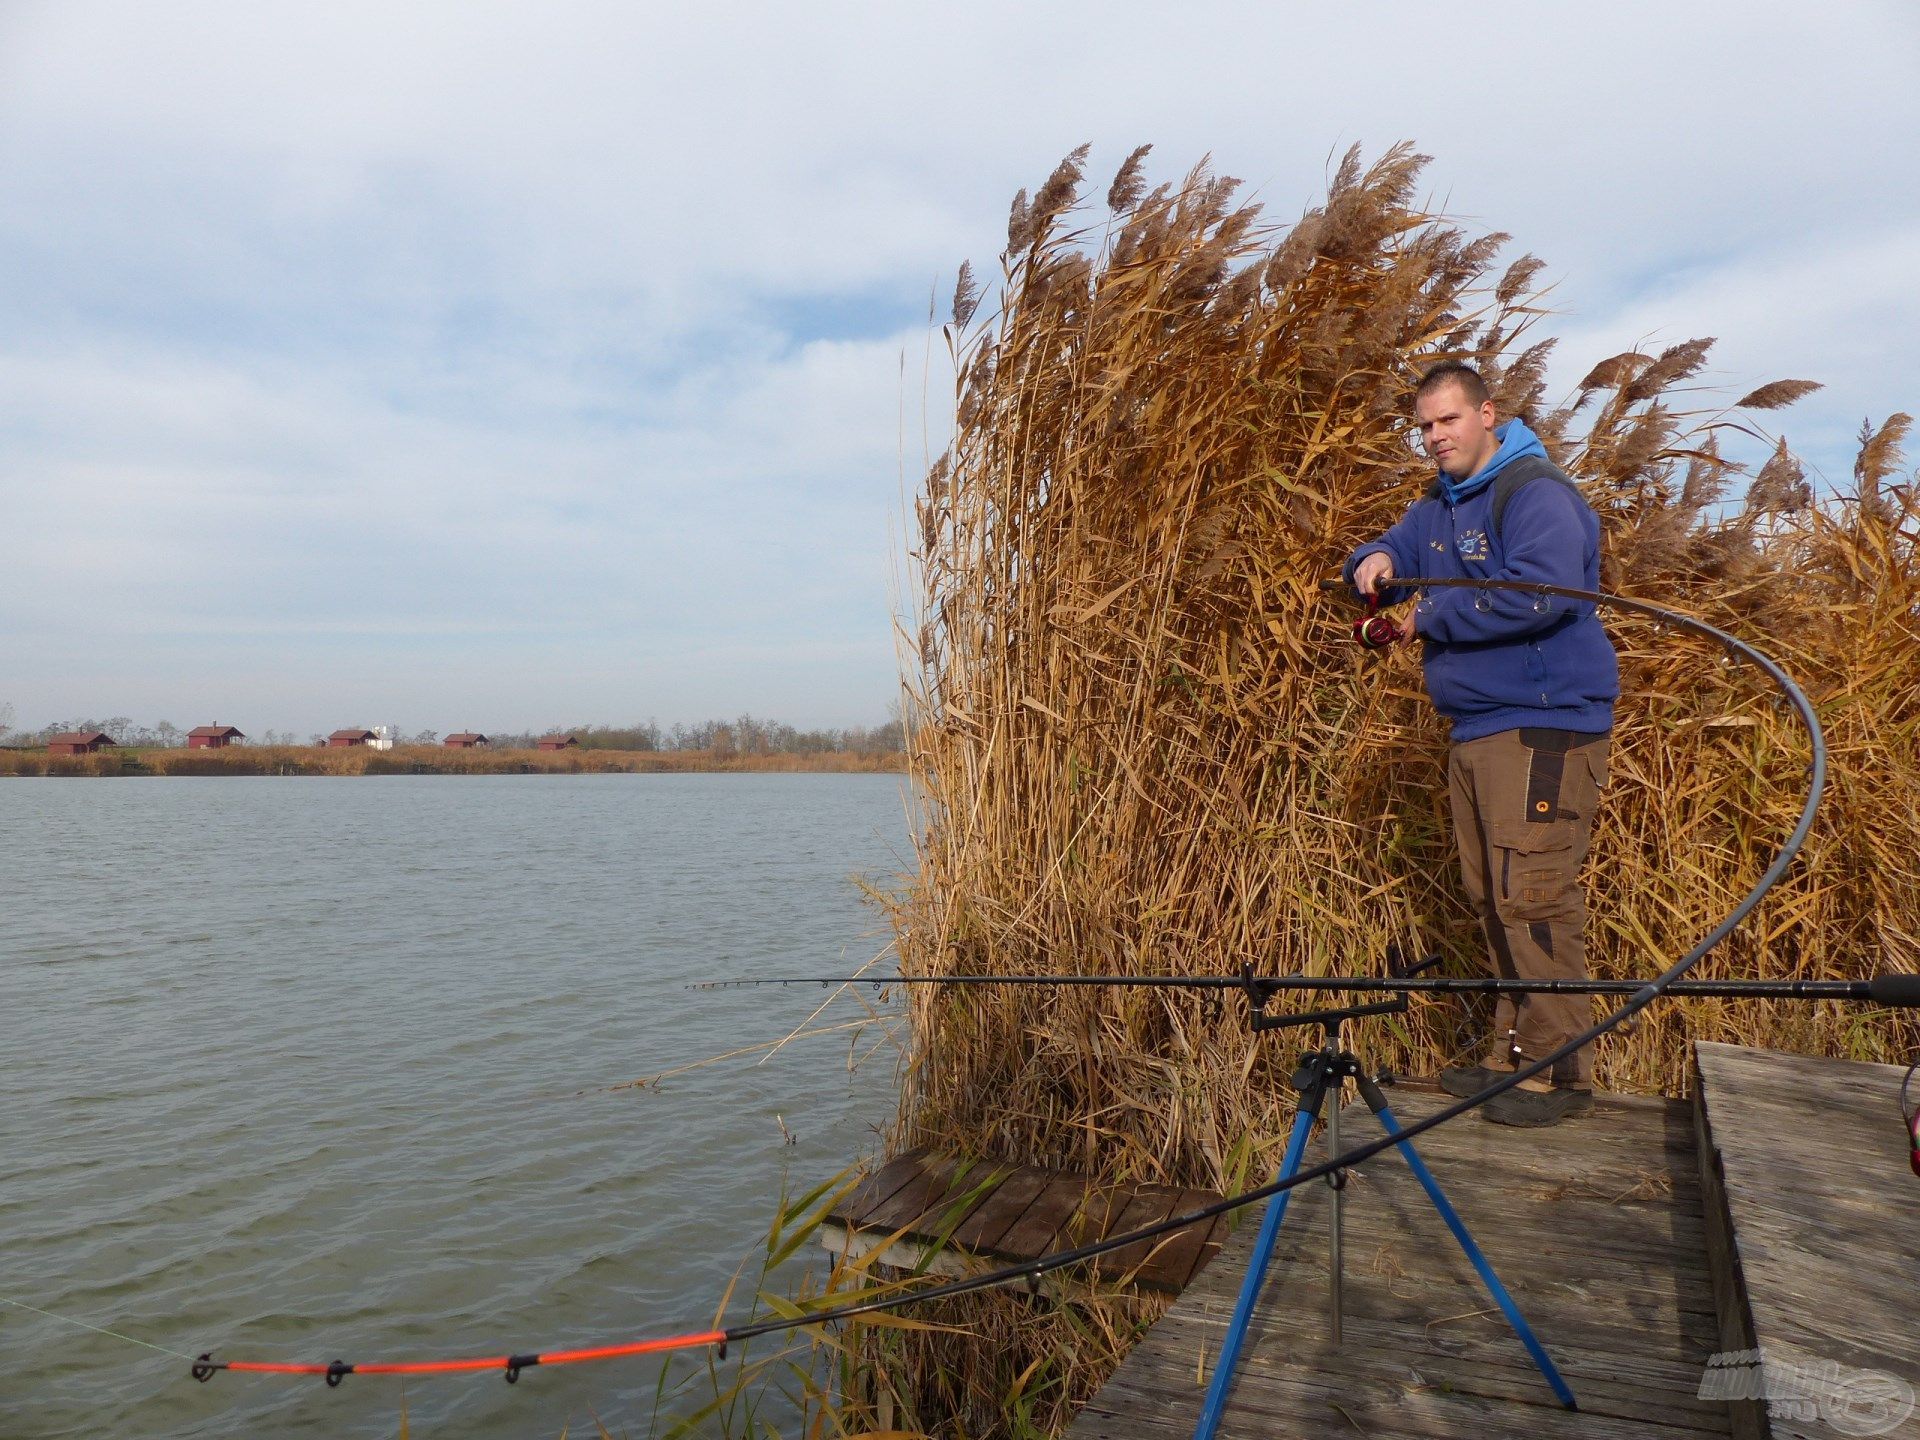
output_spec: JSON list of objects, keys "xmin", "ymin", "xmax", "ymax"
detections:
[{"xmin": 0, "ymin": 745, "xmax": 904, "ymax": 777}]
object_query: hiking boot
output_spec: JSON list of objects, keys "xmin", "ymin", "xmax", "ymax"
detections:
[
  {"xmin": 1438, "ymin": 1064, "xmax": 1510, "ymax": 1098},
  {"xmin": 1480, "ymin": 1085, "xmax": 1595, "ymax": 1128}
]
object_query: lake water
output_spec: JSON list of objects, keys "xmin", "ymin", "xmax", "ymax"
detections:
[{"xmin": 0, "ymin": 774, "xmax": 912, "ymax": 1439}]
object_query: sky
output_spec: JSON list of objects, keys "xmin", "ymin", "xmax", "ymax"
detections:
[{"xmin": 1, "ymin": 2, "xmax": 1915, "ymax": 738}]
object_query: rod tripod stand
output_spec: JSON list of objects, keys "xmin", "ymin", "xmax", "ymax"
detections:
[{"xmin": 1192, "ymin": 951, "xmax": 1577, "ymax": 1440}]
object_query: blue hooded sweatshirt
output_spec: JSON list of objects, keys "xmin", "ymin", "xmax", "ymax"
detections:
[{"xmin": 1342, "ymin": 419, "xmax": 1618, "ymax": 742}]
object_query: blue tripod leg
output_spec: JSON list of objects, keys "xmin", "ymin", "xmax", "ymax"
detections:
[
  {"xmin": 1190, "ymin": 1069, "xmax": 1327, "ymax": 1440},
  {"xmin": 1363, "ymin": 1080, "xmax": 1578, "ymax": 1410}
]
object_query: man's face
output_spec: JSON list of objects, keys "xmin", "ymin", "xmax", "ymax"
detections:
[{"xmin": 1414, "ymin": 381, "xmax": 1499, "ymax": 480}]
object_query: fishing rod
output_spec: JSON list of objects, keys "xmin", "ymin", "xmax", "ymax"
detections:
[
  {"xmin": 190, "ymin": 575, "xmax": 1875, "ymax": 1389},
  {"xmin": 692, "ymin": 972, "xmax": 1920, "ymax": 1003}
]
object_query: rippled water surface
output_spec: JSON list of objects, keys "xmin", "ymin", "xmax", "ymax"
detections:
[{"xmin": 0, "ymin": 774, "xmax": 911, "ymax": 1438}]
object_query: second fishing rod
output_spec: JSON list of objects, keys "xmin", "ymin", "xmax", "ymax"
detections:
[{"xmin": 695, "ymin": 969, "xmax": 1920, "ymax": 1005}]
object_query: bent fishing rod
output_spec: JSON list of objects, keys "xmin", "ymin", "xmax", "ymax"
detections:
[
  {"xmin": 706, "ymin": 570, "xmax": 1916, "ymax": 1007},
  {"xmin": 189, "ymin": 575, "xmax": 1886, "ymax": 1389}
]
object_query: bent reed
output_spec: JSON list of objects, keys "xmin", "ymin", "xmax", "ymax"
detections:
[{"xmin": 836, "ymin": 143, "xmax": 1917, "ymax": 1437}]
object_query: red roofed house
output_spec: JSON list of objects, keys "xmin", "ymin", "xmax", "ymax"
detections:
[
  {"xmin": 327, "ymin": 729, "xmax": 377, "ymax": 748},
  {"xmin": 47, "ymin": 731, "xmax": 116, "ymax": 756},
  {"xmin": 444, "ymin": 732, "xmax": 489, "ymax": 749},
  {"xmin": 187, "ymin": 725, "xmax": 245, "ymax": 750},
  {"xmin": 536, "ymin": 734, "xmax": 579, "ymax": 751}
]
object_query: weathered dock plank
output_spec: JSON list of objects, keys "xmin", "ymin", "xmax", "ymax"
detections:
[
  {"xmin": 1066, "ymin": 1082, "xmax": 1732, "ymax": 1438},
  {"xmin": 948, "ymin": 1164, "xmax": 1051, "ymax": 1252},
  {"xmin": 822, "ymin": 1152, "xmax": 1227, "ymax": 1295},
  {"xmin": 836, "ymin": 1144, "xmax": 931, "ymax": 1225},
  {"xmin": 1694, "ymin": 1042, "xmax": 1920, "ymax": 1440}
]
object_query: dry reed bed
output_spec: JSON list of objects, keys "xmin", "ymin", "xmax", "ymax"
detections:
[{"xmin": 848, "ymin": 144, "xmax": 1917, "ymax": 1437}]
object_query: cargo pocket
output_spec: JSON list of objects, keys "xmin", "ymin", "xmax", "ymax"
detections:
[
  {"xmin": 1489, "ymin": 819, "xmax": 1578, "ymax": 922},
  {"xmin": 1582, "ymin": 741, "xmax": 1610, "ymax": 794}
]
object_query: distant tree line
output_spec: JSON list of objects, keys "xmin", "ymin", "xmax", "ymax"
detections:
[
  {"xmin": 481, "ymin": 714, "xmax": 907, "ymax": 755},
  {"xmin": 0, "ymin": 715, "xmax": 317, "ymax": 748},
  {"xmin": 0, "ymin": 707, "xmax": 905, "ymax": 755}
]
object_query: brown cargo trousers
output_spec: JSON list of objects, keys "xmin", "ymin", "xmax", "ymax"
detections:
[{"xmin": 1448, "ymin": 726, "xmax": 1610, "ymax": 1088}]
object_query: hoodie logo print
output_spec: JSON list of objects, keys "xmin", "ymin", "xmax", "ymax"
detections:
[{"xmin": 1457, "ymin": 528, "xmax": 1490, "ymax": 561}]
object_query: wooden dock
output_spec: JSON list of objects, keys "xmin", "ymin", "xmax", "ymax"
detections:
[
  {"xmin": 1695, "ymin": 1043, "xmax": 1920, "ymax": 1440},
  {"xmin": 1064, "ymin": 1044, "xmax": 1920, "ymax": 1439},
  {"xmin": 823, "ymin": 1147, "xmax": 1228, "ymax": 1295}
]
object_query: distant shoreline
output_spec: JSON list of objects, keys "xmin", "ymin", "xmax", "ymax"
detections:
[{"xmin": 0, "ymin": 744, "xmax": 905, "ymax": 777}]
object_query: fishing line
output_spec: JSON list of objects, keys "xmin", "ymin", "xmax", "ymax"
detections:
[
  {"xmin": 2, "ymin": 1295, "xmax": 199, "ymax": 1362},
  {"xmin": 189, "ymin": 576, "xmax": 1879, "ymax": 1387}
]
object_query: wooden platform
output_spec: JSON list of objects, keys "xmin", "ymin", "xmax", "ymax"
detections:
[
  {"xmin": 821, "ymin": 1147, "xmax": 1227, "ymax": 1295},
  {"xmin": 1066, "ymin": 1045, "xmax": 1920, "ymax": 1438},
  {"xmin": 1694, "ymin": 1043, "xmax": 1920, "ymax": 1440},
  {"xmin": 1067, "ymin": 1083, "xmax": 1730, "ymax": 1438}
]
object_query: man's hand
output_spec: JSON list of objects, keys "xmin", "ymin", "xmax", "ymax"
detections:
[{"xmin": 1354, "ymin": 552, "xmax": 1395, "ymax": 597}]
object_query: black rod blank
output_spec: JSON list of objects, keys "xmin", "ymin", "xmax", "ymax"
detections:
[{"xmin": 693, "ymin": 973, "xmax": 1919, "ymax": 1004}]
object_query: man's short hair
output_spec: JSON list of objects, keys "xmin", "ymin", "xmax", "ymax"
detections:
[{"xmin": 1416, "ymin": 360, "xmax": 1491, "ymax": 408}]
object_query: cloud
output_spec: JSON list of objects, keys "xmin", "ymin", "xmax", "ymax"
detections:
[
  {"xmin": 0, "ymin": 325, "xmax": 918, "ymax": 731},
  {"xmin": 0, "ymin": 0, "xmax": 1914, "ymax": 730}
]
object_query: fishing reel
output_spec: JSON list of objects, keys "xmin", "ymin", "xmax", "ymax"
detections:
[{"xmin": 1351, "ymin": 594, "xmax": 1406, "ymax": 649}]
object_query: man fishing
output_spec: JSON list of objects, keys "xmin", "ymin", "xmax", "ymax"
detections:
[{"xmin": 1345, "ymin": 361, "xmax": 1620, "ymax": 1126}]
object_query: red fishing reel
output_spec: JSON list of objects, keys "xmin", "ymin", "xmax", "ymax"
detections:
[{"xmin": 1352, "ymin": 594, "xmax": 1405, "ymax": 649}]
